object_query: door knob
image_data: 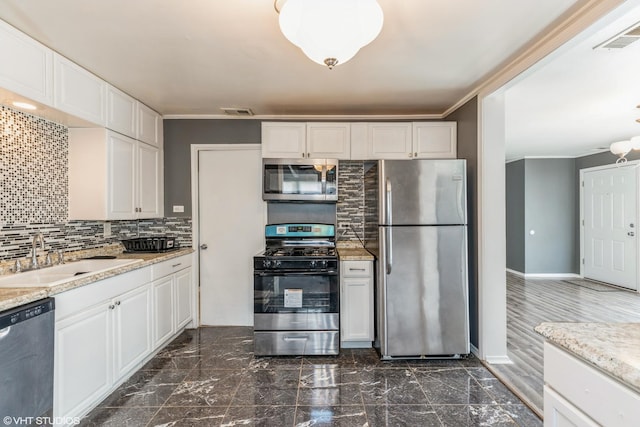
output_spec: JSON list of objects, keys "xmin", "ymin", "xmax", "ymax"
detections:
[
  {"xmin": 200, "ymin": 244, "xmax": 208, "ymax": 250},
  {"xmin": 628, "ymin": 232, "xmax": 635, "ymax": 237}
]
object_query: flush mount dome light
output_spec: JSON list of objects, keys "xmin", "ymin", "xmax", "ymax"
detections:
[{"xmin": 275, "ymin": 0, "xmax": 384, "ymax": 69}]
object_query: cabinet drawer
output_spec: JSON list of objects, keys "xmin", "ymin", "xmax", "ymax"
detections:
[
  {"xmin": 544, "ymin": 342, "xmax": 640, "ymax": 427},
  {"xmin": 151, "ymin": 254, "xmax": 192, "ymax": 280},
  {"xmin": 342, "ymin": 261, "xmax": 371, "ymax": 277}
]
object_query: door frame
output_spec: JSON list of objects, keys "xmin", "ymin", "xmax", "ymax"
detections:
[
  {"xmin": 190, "ymin": 143, "xmax": 264, "ymax": 326},
  {"xmin": 579, "ymin": 161, "xmax": 640, "ymax": 289}
]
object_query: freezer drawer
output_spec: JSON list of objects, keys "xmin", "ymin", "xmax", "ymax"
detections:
[{"xmin": 254, "ymin": 331, "xmax": 339, "ymax": 356}]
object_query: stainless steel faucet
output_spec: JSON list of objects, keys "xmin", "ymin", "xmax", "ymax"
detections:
[{"xmin": 30, "ymin": 233, "xmax": 45, "ymax": 269}]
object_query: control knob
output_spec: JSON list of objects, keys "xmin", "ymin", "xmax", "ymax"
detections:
[{"xmin": 263, "ymin": 259, "xmax": 272, "ymax": 268}]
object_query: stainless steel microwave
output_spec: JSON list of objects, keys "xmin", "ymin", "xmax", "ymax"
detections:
[{"xmin": 262, "ymin": 158, "xmax": 338, "ymax": 202}]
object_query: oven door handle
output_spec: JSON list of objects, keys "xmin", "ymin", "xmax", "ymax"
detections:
[{"xmin": 255, "ymin": 270, "xmax": 338, "ymax": 276}]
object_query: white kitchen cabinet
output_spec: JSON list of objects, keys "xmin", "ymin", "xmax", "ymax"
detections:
[
  {"xmin": 543, "ymin": 342, "xmax": 640, "ymax": 427},
  {"xmin": 106, "ymin": 85, "xmax": 137, "ymax": 138},
  {"xmin": 69, "ymin": 128, "xmax": 161, "ymax": 220},
  {"xmin": 306, "ymin": 123, "xmax": 351, "ymax": 159},
  {"xmin": 261, "ymin": 122, "xmax": 307, "ymax": 158},
  {"xmin": 0, "ymin": 19, "xmax": 53, "ymax": 105},
  {"xmin": 367, "ymin": 123, "xmax": 413, "ymax": 159},
  {"xmin": 152, "ymin": 254, "xmax": 193, "ymax": 347},
  {"xmin": 340, "ymin": 260, "xmax": 374, "ymax": 347},
  {"xmin": 112, "ymin": 284, "xmax": 152, "ymax": 379},
  {"xmin": 54, "ymin": 300, "xmax": 112, "ymax": 422},
  {"xmin": 137, "ymin": 101, "xmax": 162, "ymax": 147},
  {"xmin": 53, "ymin": 53, "xmax": 106, "ymax": 126},
  {"xmin": 412, "ymin": 122, "xmax": 457, "ymax": 158}
]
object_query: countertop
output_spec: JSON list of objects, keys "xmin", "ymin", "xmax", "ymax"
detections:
[
  {"xmin": 0, "ymin": 246, "xmax": 194, "ymax": 312},
  {"xmin": 337, "ymin": 247, "xmax": 375, "ymax": 261},
  {"xmin": 535, "ymin": 322, "xmax": 640, "ymax": 393}
]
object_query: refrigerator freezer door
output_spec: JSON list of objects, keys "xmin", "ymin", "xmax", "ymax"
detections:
[
  {"xmin": 379, "ymin": 159, "xmax": 466, "ymax": 225},
  {"xmin": 378, "ymin": 225, "xmax": 469, "ymax": 357}
]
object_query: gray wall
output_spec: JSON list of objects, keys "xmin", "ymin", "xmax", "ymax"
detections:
[
  {"xmin": 505, "ymin": 160, "xmax": 525, "ymax": 272},
  {"xmin": 446, "ymin": 96, "xmax": 479, "ymax": 348},
  {"xmin": 163, "ymin": 119, "xmax": 262, "ymax": 217},
  {"xmin": 505, "ymin": 158, "xmax": 576, "ymax": 274}
]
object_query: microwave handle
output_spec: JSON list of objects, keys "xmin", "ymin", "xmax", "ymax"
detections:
[{"xmin": 321, "ymin": 166, "xmax": 326, "ymax": 195}]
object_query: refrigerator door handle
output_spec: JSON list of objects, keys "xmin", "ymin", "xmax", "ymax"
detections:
[{"xmin": 385, "ymin": 179, "xmax": 393, "ymax": 274}]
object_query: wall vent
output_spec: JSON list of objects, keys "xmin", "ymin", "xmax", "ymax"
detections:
[
  {"xmin": 594, "ymin": 23, "xmax": 640, "ymax": 50},
  {"xmin": 220, "ymin": 107, "xmax": 254, "ymax": 116}
]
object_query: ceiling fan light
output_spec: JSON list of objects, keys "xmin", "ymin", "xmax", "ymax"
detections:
[
  {"xmin": 631, "ymin": 135, "xmax": 640, "ymax": 150},
  {"xmin": 610, "ymin": 140, "xmax": 632, "ymax": 157},
  {"xmin": 278, "ymin": 0, "xmax": 383, "ymax": 68}
]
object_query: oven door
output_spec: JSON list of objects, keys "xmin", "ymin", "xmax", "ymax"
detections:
[{"xmin": 254, "ymin": 270, "xmax": 339, "ymax": 331}]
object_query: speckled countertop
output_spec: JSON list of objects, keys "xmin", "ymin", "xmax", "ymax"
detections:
[
  {"xmin": 0, "ymin": 245, "xmax": 194, "ymax": 312},
  {"xmin": 535, "ymin": 322, "xmax": 640, "ymax": 393},
  {"xmin": 337, "ymin": 246, "xmax": 375, "ymax": 261}
]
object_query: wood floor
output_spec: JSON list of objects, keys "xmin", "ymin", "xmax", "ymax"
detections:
[{"xmin": 489, "ymin": 273, "xmax": 640, "ymax": 417}]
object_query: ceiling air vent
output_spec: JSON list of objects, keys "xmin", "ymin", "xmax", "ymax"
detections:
[
  {"xmin": 220, "ymin": 107, "xmax": 254, "ymax": 116},
  {"xmin": 594, "ymin": 23, "xmax": 640, "ymax": 50}
]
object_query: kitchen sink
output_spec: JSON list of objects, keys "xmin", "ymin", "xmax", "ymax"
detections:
[{"xmin": 0, "ymin": 258, "xmax": 143, "ymax": 288}]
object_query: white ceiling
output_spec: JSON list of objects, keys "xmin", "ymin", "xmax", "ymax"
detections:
[{"xmin": 1, "ymin": 0, "xmax": 636, "ymax": 160}]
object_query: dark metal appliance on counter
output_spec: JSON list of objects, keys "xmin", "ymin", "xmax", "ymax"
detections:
[
  {"xmin": 121, "ymin": 237, "xmax": 178, "ymax": 253},
  {"xmin": 253, "ymin": 223, "xmax": 339, "ymax": 356}
]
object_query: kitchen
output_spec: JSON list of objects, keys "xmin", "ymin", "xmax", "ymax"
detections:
[{"xmin": 1, "ymin": 1, "xmax": 640, "ymax": 426}]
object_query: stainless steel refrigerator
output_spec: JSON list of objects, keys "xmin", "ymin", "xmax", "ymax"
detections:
[{"xmin": 364, "ymin": 159, "xmax": 470, "ymax": 359}]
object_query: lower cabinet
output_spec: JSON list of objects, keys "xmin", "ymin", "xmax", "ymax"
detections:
[
  {"xmin": 340, "ymin": 260, "xmax": 374, "ymax": 347},
  {"xmin": 151, "ymin": 254, "xmax": 193, "ymax": 347},
  {"xmin": 54, "ymin": 254, "xmax": 194, "ymax": 422}
]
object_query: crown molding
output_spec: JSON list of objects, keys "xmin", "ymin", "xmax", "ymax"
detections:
[{"xmin": 162, "ymin": 113, "xmax": 444, "ymax": 120}]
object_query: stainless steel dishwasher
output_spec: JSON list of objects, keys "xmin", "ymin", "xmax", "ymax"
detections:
[{"xmin": 0, "ymin": 298, "xmax": 55, "ymax": 420}]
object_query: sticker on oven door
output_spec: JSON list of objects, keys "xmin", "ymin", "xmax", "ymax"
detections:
[
  {"xmin": 276, "ymin": 226, "xmax": 287, "ymax": 234},
  {"xmin": 284, "ymin": 289, "xmax": 303, "ymax": 308}
]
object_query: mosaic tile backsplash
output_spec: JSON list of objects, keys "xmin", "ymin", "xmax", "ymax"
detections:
[
  {"xmin": 337, "ymin": 161, "xmax": 366, "ymax": 243},
  {"xmin": 0, "ymin": 218, "xmax": 193, "ymax": 261},
  {"xmin": 0, "ymin": 105, "xmax": 68, "ymax": 224}
]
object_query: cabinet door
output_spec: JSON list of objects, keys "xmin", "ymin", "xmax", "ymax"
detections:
[
  {"xmin": 107, "ymin": 85, "xmax": 137, "ymax": 138},
  {"xmin": 544, "ymin": 386, "xmax": 599, "ymax": 427},
  {"xmin": 53, "ymin": 53, "xmax": 106, "ymax": 126},
  {"xmin": 341, "ymin": 275, "xmax": 374, "ymax": 342},
  {"xmin": 412, "ymin": 122, "xmax": 457, "ymax": 158},
  {"xmin": 368, "ymin": 123, "xmax": 412, "ymax": 159},
  {"xmin": 137, "ymin": 142, "xmax": 161, "ymax": 218},
  {"xmin": 137, "ymin": 101, "xmax": 161, "ymax": 147},
  {"xmin": 107, "ymin": 132, "xmax": 137, "ymax": 219},
  {"xmin": 175, "ymin": 268, "xmax": 193, "ymax": 330},
  {"xmin": 54, "ymin": 302, "xmax": 112, "ymax": 419},
  {"xmin": 153, "ymin": 276, "xmax": 175, "ymax": 348},
  {"xmin": 113, "ymin": 284, "xmax": 152, "ymax": 379},
  {"xmin": 307, "ymin": 123, "xmax": 351, "ymax": 159},
  {"xmin": 261, "ymin": 122, "xmax": 306, "ymax": 158},
  {"xmin": 0, "ymin": 20, "xmax": 53, "ymax": 105}
]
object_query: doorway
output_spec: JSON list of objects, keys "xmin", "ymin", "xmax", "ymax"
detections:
[
  {"xmin": 581, "ymin": 162, "xmax": 639, "ymax": 291},
  {"xmin": 193, "ymin": 144, "xmax": 265, "ymax": 326}
]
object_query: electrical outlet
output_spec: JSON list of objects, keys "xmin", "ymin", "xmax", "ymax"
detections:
[
  {"xmin": 103, "ymin": 222, "xmax": 112, "ymax": 238},
  {"xmin": 339, "ymin": 222, "xmax": 350, "ymax": 229},
  {"xmin": 173, "ymin": 205, "xmax": 185, "ymax": 213}
]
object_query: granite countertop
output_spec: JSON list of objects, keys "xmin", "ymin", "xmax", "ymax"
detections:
[
  {"xmin": 337, "ymin": 247, "xmax": 375, "ymax": 261},
  {"xmin": 535, "ymin": 322, "xmax": 640, "ymax": 393},
  {"xmin": 0, "ymin": 245, "xmax": 194, "ymax": 312}
]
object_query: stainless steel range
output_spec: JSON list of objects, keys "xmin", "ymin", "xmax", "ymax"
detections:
[{"xmin": 254, "ymin": 223, "xmax": 339, "ymax": 356}]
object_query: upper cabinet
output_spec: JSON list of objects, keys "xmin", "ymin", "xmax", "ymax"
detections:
[
  {"xmin": 351, "ymin": 122, "xmax": 457, "ymax": 160},
  {"xmin": 106, "ymin": 85, "xmax": 137, "ymax": 139},
  {"xmin": 0, "ymin": 20, "xmax": 53, "ymax": 105},
  {"xmin": 68, "ymin": 128, "xmax": 161, "ymax": 220},
  {"xmin": 53, "ymin": 53, "xmax": 106, "ymax": 126},
  {"xmin": 137, "ymin": 101, "xmax": 162, "ymax": 147},
  {"xmin": 261, "ymin": 122, "xmax": 351, "ymax": 160},
  {"xmin": 412, "ymin": 122, "xmax": 457, "ymax": 158}
]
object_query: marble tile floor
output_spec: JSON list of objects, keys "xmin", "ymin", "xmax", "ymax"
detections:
[{"xmin": 80, "ymin": 327, "xmax": 541, "ymax": 427}]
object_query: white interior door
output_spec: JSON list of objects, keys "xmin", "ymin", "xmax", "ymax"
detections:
[
  {"xmin": 583, "ymin": 164, "xmax": 638, "ymax": 290},
  {"xmin": 198, "ymin": 146, "xmax": 265, "ymax": 325}
]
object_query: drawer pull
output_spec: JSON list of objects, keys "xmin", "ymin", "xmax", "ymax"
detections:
[
  {"xmin": 172, "ymin": 263, "xmax": 182, "ymax": 268},
  {"xmin": 349, "ymin": 268, "xmax": 366, "ymax": 271},
  {"xmin": 283, "ymin": 336, "xmax": 309, "ymax": 342}
]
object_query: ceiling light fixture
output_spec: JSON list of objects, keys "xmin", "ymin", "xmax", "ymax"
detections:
[
  {"xmin": 610, "ymin": 106, "xmax": 640, "ymax": 164},
  {"xmin": 274, "ymin": 0, "xmax": 384, "ymax": 70}
]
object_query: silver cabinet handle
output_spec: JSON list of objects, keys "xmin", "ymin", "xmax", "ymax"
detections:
[
  {"xmin": 115, "ymin": 301, "xmax": 121, "ymax": 306},
  {"xmin": 283, "ymin": 336, "xmax": 309, "ymax": 342},
  {"xmin": 172, "ymin": 263, "xmax": 182, "ymax": 268},
  {"xmin": 200, "ymin": 244, "xmax": 208, "ymax": 250},
  {"xmin": 349, "ymin": 268, "xmax": 366, "ymax": 271},
  {"xmin": 628, "ymin": 232, "xmax": 635, "ymax": 237},
  {"xmin": 109, "ymin": 304, "xmax": 115, "ymax": 310}
]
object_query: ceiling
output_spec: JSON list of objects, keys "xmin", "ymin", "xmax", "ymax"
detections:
[{"xmin": 0, "ymin": 0, "xmax": 636, "ymax": 160}]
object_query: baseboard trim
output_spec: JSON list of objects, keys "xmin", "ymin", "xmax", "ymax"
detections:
[
  {"xmin": 470, "ymin": 343, "xmax": 479, "ymax": 358},
  {"xmin": 485, "ymin": 355, "xmax": 513, "ymax": 365},
  {"xmin": 506, "ymin": 269, "xmax": 581, "ymax": 279}
]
